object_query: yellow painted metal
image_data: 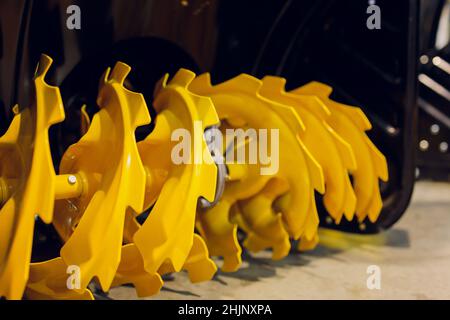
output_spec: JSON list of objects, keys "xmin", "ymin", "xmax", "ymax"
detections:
[
  {"xmin": 26, "ymin": 246, "xmax": 164, "ymax": 300},
  {"xmin": 0, "ymin": 177, "xmax": 18, "ymax": 206},
  {"xmin": 80, "ymin": 104, "xmax": 90, "ymax": 136},
  {"xmin": 196, "ymin": 199, "xmax": 242, "ymax": 272},
  {"xmin": 260, "ymin": 76, "xmax": 357, "ymax": 223},
  {"xmin": 0, "ymin": 55, "xmax": 65, "ymax": 300},
  {"xmin": 237, "ymin": 178, "xmax": 291, "ymax": 259},
  {"xmin": 195, "ymin": 126, "xmax": 270, "ymax": 272},
  {"xmin": 47, "ymin": 61, "xmax": 150, "ymax": 295},
  {"xmin": 132, "ymin": 69, "xmax": 219, "ymax": 289},
  {"xmin": 0, "ymin": 54, "xmax": 389, "ymax": 299},
  {"xmin": 28, "ymin": 67, "xmax": 220, "ymax": 299},
  {"xmin": 25, "ymin": 61, "xmax": 184, "ymax": 300},
  {"xmin": 190, "ymin": 73, "xmax": 325, "ymax": 267},
  {"xmin": 111, "ymin": 244, "xmax": 164, "ymax": 298},
  {"xmin": 25, "ymin": 258, "xmax": 94, "ymax": 300},
  {"xmin": 157, "ymin": 233, "xmax": 217, "ymax": 283},
  {"xmin": 54, "ymin": 174, "xmax": 83, "ymax": 200},
  {"xmin": 291, "ymin": 82, "xmax": 388, "ymax": 222}
]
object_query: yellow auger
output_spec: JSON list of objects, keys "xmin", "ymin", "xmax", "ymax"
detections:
[
  {"xmin": 129, "ymin": 69, "xmax": 219, "ymax": 293},
  {"xmin": 191, "ymin": 73, "xmax": 388, "ymax": 272},
  {"xmin": 0, "ymin": 55, "xmax": 67, "ymax": 299},
  {"xmin": 291, "ymin": 82, "xmax": 388, "ymax": 223},
  {"xmin": 0, "ymin": 54, "xmax": 388, "ymax": 300},
  {"xmin": 0, "ymin": 56, "xmax": 219, "ymax": 300},
  {"xmin": 190, "ymin": 73, "xmax": 325, "ymax": 271}
]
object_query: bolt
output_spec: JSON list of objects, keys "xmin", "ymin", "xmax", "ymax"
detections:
[
  {"xmin": 68, "ymin": 175, "xmax": 77, "ymax": 185},
  {"xmin": 439, "ymin": 142, "xmax": 448, "ymax": 153}
]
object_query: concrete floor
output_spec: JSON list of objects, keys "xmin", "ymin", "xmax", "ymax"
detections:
[{"xmin": 109, "ymin": 181, "xmax": 450, "ymax": 300}]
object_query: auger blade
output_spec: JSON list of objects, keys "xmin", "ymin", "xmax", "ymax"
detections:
[
  {"xmin": 133, "ymin": 69, "xmax": 219, "ymax": 286},
  {"xmin": 238, "ymin": 178, "xmax": 291, "ymax": 260},
  {"xmin": 111, "ymin": 244, "xmax": 164, "ymax": 298},
  {"xmin": 196, "ymin": 128, "xmax": 271, "ymax": 272},
  {"xmin": 190, "ymin": 73, "xmax": 324, "ymax": 263},
  {"xmin": 48, "ymin": 61, "xmax": 151, "ymax": 293},
  {"xmin": 260, "ymin": 76, "xmax": 357, "ymax": 224},
  {"xmin": 157, "ymin": 234, "xmax": 217, "ymax": 283},
  {"xmin": 0, "ymin": 54, "xmax": 65, "ymax": 300},
  {"xmin": 25, "ymin": 258, "xmax": 94, "ymax": 300},
  {"xmin": 291, "ymin": 82, "xmax": 388, "ymax": 222}
]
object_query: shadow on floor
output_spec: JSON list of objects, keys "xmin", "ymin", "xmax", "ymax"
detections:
[
  {"xmin": 156, "ymin": 227, "xmax": 410, "ymax": 297},
  {"xmin": 213, "ymin": 227, "xmax": 410, "ymax": 284}
]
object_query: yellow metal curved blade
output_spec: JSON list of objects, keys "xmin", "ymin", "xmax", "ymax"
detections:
[
  {"xmin": 26, "ymin": 243, "xmax": 162, "ymax": 299},
  {"xmin": 0, "ymin": 54, "xmax": 65, "ymax": 299},
  {"xmin": 238, "ymin": 178, "xmax": 291, "ymax": 260},
  {"xmin": 112, "ymin": 244, "xmax": 164, "ymax": 297},
  {"xmin": 157, "ymin": 234, "xmax": 217, "ymax": 284},
  {"xmin": 196, "ymin": 199, "xmax": 241, "ymax": 272},
  {"xmin": 52, "ymin": 61, "xmax": 151, "ymax": 292},
  {"xmin": 297, "ymin": 232, "xmax": 320, "ymax": 251},
  {"xmin": 80, "ymin": 104, "xmax": 91, "ymax": 135},
  {"xmin": 260, "ymin": 76, "xmax": 357, "ymax": 223},
  {"xmin": 190, "ymin": 75, "xmax": 284, "ymax": 265},
  {"xmin": 189, "ymin": 73, "xmax": 324, "ymax": 261},
  {"xmin": 291, "ymin": 82, "xmax": 388, "ymax": 222},
  {"xmin": 25, "ymin": 257, "xmax": 94, "ymax": 300},
  {"xmin": 195, "ymin": 128, "xmax": 271, "ymax": 272},
  {"xmin": 133, "ymin": 69, "xmax": 219, "ymax": 284},
  {"xmin": 121, "ymin": 223, "xmax": 216, "ymax": 295}
]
